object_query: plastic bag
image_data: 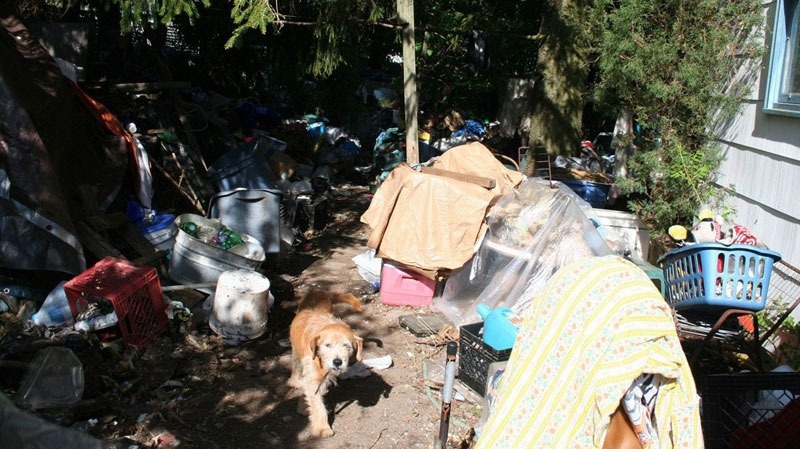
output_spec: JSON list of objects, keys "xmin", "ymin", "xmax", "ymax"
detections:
[
  {"xmin": 353, "ymin": 248, "xmax": 382, "ymax": 285},
  {"xmin": 434, "ymin": 178, "xmax": 613, "ymax": 326}
]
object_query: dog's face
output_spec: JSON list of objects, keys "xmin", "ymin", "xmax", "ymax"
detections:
[{"xmin": 311, "ymin": 323, "xmax": 363, "ymax": 376}]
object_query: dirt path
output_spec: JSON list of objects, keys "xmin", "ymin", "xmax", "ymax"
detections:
[{"xmin": 105, "ymin": 183, "xmax": 479, "ymax": 449}]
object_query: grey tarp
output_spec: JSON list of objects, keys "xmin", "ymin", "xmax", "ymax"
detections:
[{"xmin": 0, "ymin": 12, "xmax": 129, "ymax": 274}]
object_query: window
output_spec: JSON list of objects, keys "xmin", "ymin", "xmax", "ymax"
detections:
[{"xmin": 765, "ymin": 0, "xmax": 800, "ymax": 116}]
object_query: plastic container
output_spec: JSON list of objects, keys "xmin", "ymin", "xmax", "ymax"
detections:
[
  {"xmin": 659, "ymin": 243, "xmax": 782, "ymax": 312},
  {"xmin": 64, "ymin": 257, "xmax": 168, "ymax": 347},
  {"xmin": 209, "ymin": 269, "xmax": 272, "ymax": 343},
  {"xmin": 476, "ymin": 304, "xmax": 519, "ymax": 351},
  {"xmin": 632, "ymin": 259, "xmax": 666, "ymax": 298},
  {"xmin": 458, "ymin": 322, "xmax": 513, "ymax": 396},
  {"xmin": 559, "ymin": 179, "xmax": 610, "ymax": 208},
  {"xmin": 208, "ymin": 188, "xmax": 282, "ymax": 254},
  {"xmin": 593, "ymin": 208, "xmax": 650, "ymax": 260},
  {"xmin": 125, "ymin": 200, "xmax": 153, "ymax": 224},
  {"xmin": 168, "ymin": 214, "xmax": 265, "ymax": 288},
  {"xmin": 137, "ymin": 213, "xmax": 177, "ymax": 252},
  {"xmin": 31, "ymin": 281, "xmax": 74, "ymax": 327},
  {"xmin": 73, "ymin": 311, "xmax": 119, "ymax": 332},
  {"xmin": 701, "ymin": 372, "xmax": 800, "ymax": 449},
  {"xmin": 206, "ymin": 141, "xmax": 277, "ymax": 192},
  {"xmin": 379, "ymin": 261, "xmax": 436, "ymax": 307},
  {"xmin": 17, "ymin": 347, "xmax": 84, "ymax": 409}
]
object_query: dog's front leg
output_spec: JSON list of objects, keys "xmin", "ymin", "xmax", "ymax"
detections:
[
  {"xmin": 303, "ymin": 375, "xmax": 334, "ymax": 437},
  {"xmin": 288, "ymin": 351, "xmax": 303, "ymax": 389}
]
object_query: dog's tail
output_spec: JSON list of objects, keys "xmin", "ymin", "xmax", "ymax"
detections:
[
  {"xmin": 331, "ymin": 293, "xmax": 362, "ymax": 313},
  {"xmin": 299, "ymin": 290, "xmax": 363, "ymax": 313}
]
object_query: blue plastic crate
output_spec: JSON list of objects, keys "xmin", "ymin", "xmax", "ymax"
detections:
[{"xmin": 660, "ymin": 243, "xmax": 781, "ymax": 312}]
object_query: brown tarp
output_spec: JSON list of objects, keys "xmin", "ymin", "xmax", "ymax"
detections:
[{"xmin": 361, "ymin": 142, "xmax": 524, "ymax": 277}]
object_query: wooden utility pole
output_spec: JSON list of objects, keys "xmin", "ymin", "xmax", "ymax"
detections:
[{"xmin": 397, "ymin": 0, "xmax": 419, "ymax": 164}]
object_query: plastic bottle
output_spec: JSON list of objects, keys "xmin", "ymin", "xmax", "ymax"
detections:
[
  {"xmin": 73, "ymin": 311, "xmax": 119, "ymax": 332},
  {"xmin": 363, "ymin": 280, "xmax": 381, "ymax": 294},
  {"xmin": 31, "ymin": 281, "xmax": 74, "ymax": 327},
  {"xmin": 476, "ymin": 303, "xmax": 520, "ymax": 351}
]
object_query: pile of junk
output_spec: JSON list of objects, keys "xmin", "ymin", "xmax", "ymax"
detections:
[
  {"xmin": 1, "ymin": 82, "xmax": 383, "ymax": 318},
  {"xmin": 0, "ymin": 21, "xmax": 385, "ymax": 415},
  {"xmin": 357, "ymin": 139, "xmax": 789, "ymax": 449},
  {"xmin": 0, "ymin": 27, "xmax": 404, "ymax": 446},
  {"xmin": 356, "ymin": 140, "xmax": 654, "ymax": 326}
]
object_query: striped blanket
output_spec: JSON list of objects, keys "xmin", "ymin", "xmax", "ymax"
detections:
[{"xmin": 475, "ymin": 255, "xmax": 703, "ymax": 449}]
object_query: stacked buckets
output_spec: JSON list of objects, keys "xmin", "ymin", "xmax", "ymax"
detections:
[{"xmin": 168, "ymin": 138, "xmax": 287, "ymax": 343}]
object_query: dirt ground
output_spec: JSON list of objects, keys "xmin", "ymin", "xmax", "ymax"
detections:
[{"xmin": 3, "ymin": 182, "xmax": 482, "ymax": 449}]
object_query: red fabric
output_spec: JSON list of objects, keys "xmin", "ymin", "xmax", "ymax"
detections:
[
  {"xmin": 66, "ymin": 80, "xmax": 141, "ymax": 195},
  {"xmin": 728, "ymin": 224, "xmax": 759, "ymax": 246}
]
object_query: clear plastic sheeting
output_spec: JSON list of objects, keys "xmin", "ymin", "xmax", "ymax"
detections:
[{"xmin": 434, "ymin": 178, "xmax": 614, "ymax": 326}]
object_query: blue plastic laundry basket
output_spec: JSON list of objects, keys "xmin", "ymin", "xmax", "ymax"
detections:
[{"xmin": 659, "ymin": 243, "xmax": 781, "ymax": 312}]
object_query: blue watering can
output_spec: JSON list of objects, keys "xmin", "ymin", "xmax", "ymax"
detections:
[{"xmin": 476, "ymin": 304, "xmax": 519, "ymax": 351}]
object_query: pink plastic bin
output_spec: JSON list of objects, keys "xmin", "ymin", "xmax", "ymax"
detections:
[{"xmin": 380, "ymin": 261, "xmax": 436, "ymax": 307}]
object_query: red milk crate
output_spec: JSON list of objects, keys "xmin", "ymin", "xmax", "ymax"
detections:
[{"xmin": 64, "ymin": 257, "xmax": 167, "ymax": 347}]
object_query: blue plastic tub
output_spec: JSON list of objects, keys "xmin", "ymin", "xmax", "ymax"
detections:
[
  {"xmin": 659, "ymin": 243, "xmax": 781, "ymax": 312},
  {"xmin": 560, "ymin": 179, "xmax": 610, "ymax": 208}
]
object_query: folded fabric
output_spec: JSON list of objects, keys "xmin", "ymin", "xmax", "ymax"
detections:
[{"xmin": 475, "ymin": 255, "xmax": 704, "ymax": 449}]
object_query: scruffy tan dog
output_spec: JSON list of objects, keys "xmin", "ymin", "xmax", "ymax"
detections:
[{"xmin": 288, "ymin": 290, "xmax": 363, "ymax": 437}]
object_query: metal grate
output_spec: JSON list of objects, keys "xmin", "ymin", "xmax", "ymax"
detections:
[
  {"xmin": 760, "ymin": 260, "xmax": 800, "ymax": 344},
  {"xmin": 701, "ymin": 372, "xmax": 800, "ymax": 449}
]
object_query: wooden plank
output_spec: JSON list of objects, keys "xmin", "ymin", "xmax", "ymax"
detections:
[
  {"xmin": 118, "ymin": 223, "xmax": 160, "ymax": 257},
  {"xmin": 397, "ymin": 0, "xmax": 419, "ymax": 165},
  {"xmin": 420, "ymin": 166, "xmax": 496, "ymax": 189},
  {"xmin": 83, "ymin": 212, "xmax": 129, "ymax": 232},
  {"xmin": 76, "ymin": 221, "xmax": 125, "ymax": 260}
]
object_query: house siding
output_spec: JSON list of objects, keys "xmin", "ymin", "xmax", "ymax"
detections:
[{"xmin": 714, "ymin": 3, "xmax": 800, "ymax": 268}]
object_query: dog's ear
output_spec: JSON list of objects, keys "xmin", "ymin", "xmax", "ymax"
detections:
[
  {"xmin": 310, "ymin": 335, "xmax": 320, "ymax": 359},
  {"xmin": 353, "ymin": 335, "xmax": 364, "ymax": 362}
]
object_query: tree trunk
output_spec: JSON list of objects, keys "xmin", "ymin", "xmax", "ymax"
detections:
[
  {"xmin": 527, "ymin": 0, "xmax": 589, "ymax": 163},
  {"xmin": 397, "ymin": 0, "xmax": 419, "ymax": 165},
  {"xmin": 612, "ymin": 110, "xmax": 635, "ymax": 179},
  {"xmin": 497, "ymin": 77, "xmax": 535, "ymax": 140}
]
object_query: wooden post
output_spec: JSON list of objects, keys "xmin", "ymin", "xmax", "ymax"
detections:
[{"xmin": 397, "ymin": 0, "xmax": 419, "ymax": 165}]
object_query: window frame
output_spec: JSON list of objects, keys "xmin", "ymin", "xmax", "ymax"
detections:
[{"xmin": 765, "ymin": 0, "xmax": 800, "ymax": 117}]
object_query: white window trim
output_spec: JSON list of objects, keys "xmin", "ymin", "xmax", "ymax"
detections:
[{"xmin": 765, "ymin": 0, "xmax": 800, "ymax": 117}]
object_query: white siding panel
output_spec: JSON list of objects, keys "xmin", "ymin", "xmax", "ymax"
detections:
[
  {"xmin": 717, "ymin": 145, "xmax": 800, "ymax": 218},
  {"xmin": 712, "ymin": 74, "xmax": 800, "ymax": 266},
  {"xmin": 717, "ymin": 102, "xmax": 800, "ymax": 162},
  {"xmin": 711, "ymin": 1, "xmax": 800, "ymax": 294},
  {"xmin": 722, "ymin": 195, "xmax": 800, "ymax": 268}
]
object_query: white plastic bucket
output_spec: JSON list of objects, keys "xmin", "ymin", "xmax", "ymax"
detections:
[
  {"xmin": 593, "ymin": 208, "xmax": 650, "ymax": 260},
  {"xmin": 209, "ymin": 270, "xmax": 271, "ymax": 342}
]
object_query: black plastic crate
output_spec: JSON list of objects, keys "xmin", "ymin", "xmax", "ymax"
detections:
[
  {"xmin": 458, "ymin": 322, "xmax": 512, "ymax": 396},
  {"xmin": 701, "ymin": 372, "xmax": 800, "ymax": 449}
]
